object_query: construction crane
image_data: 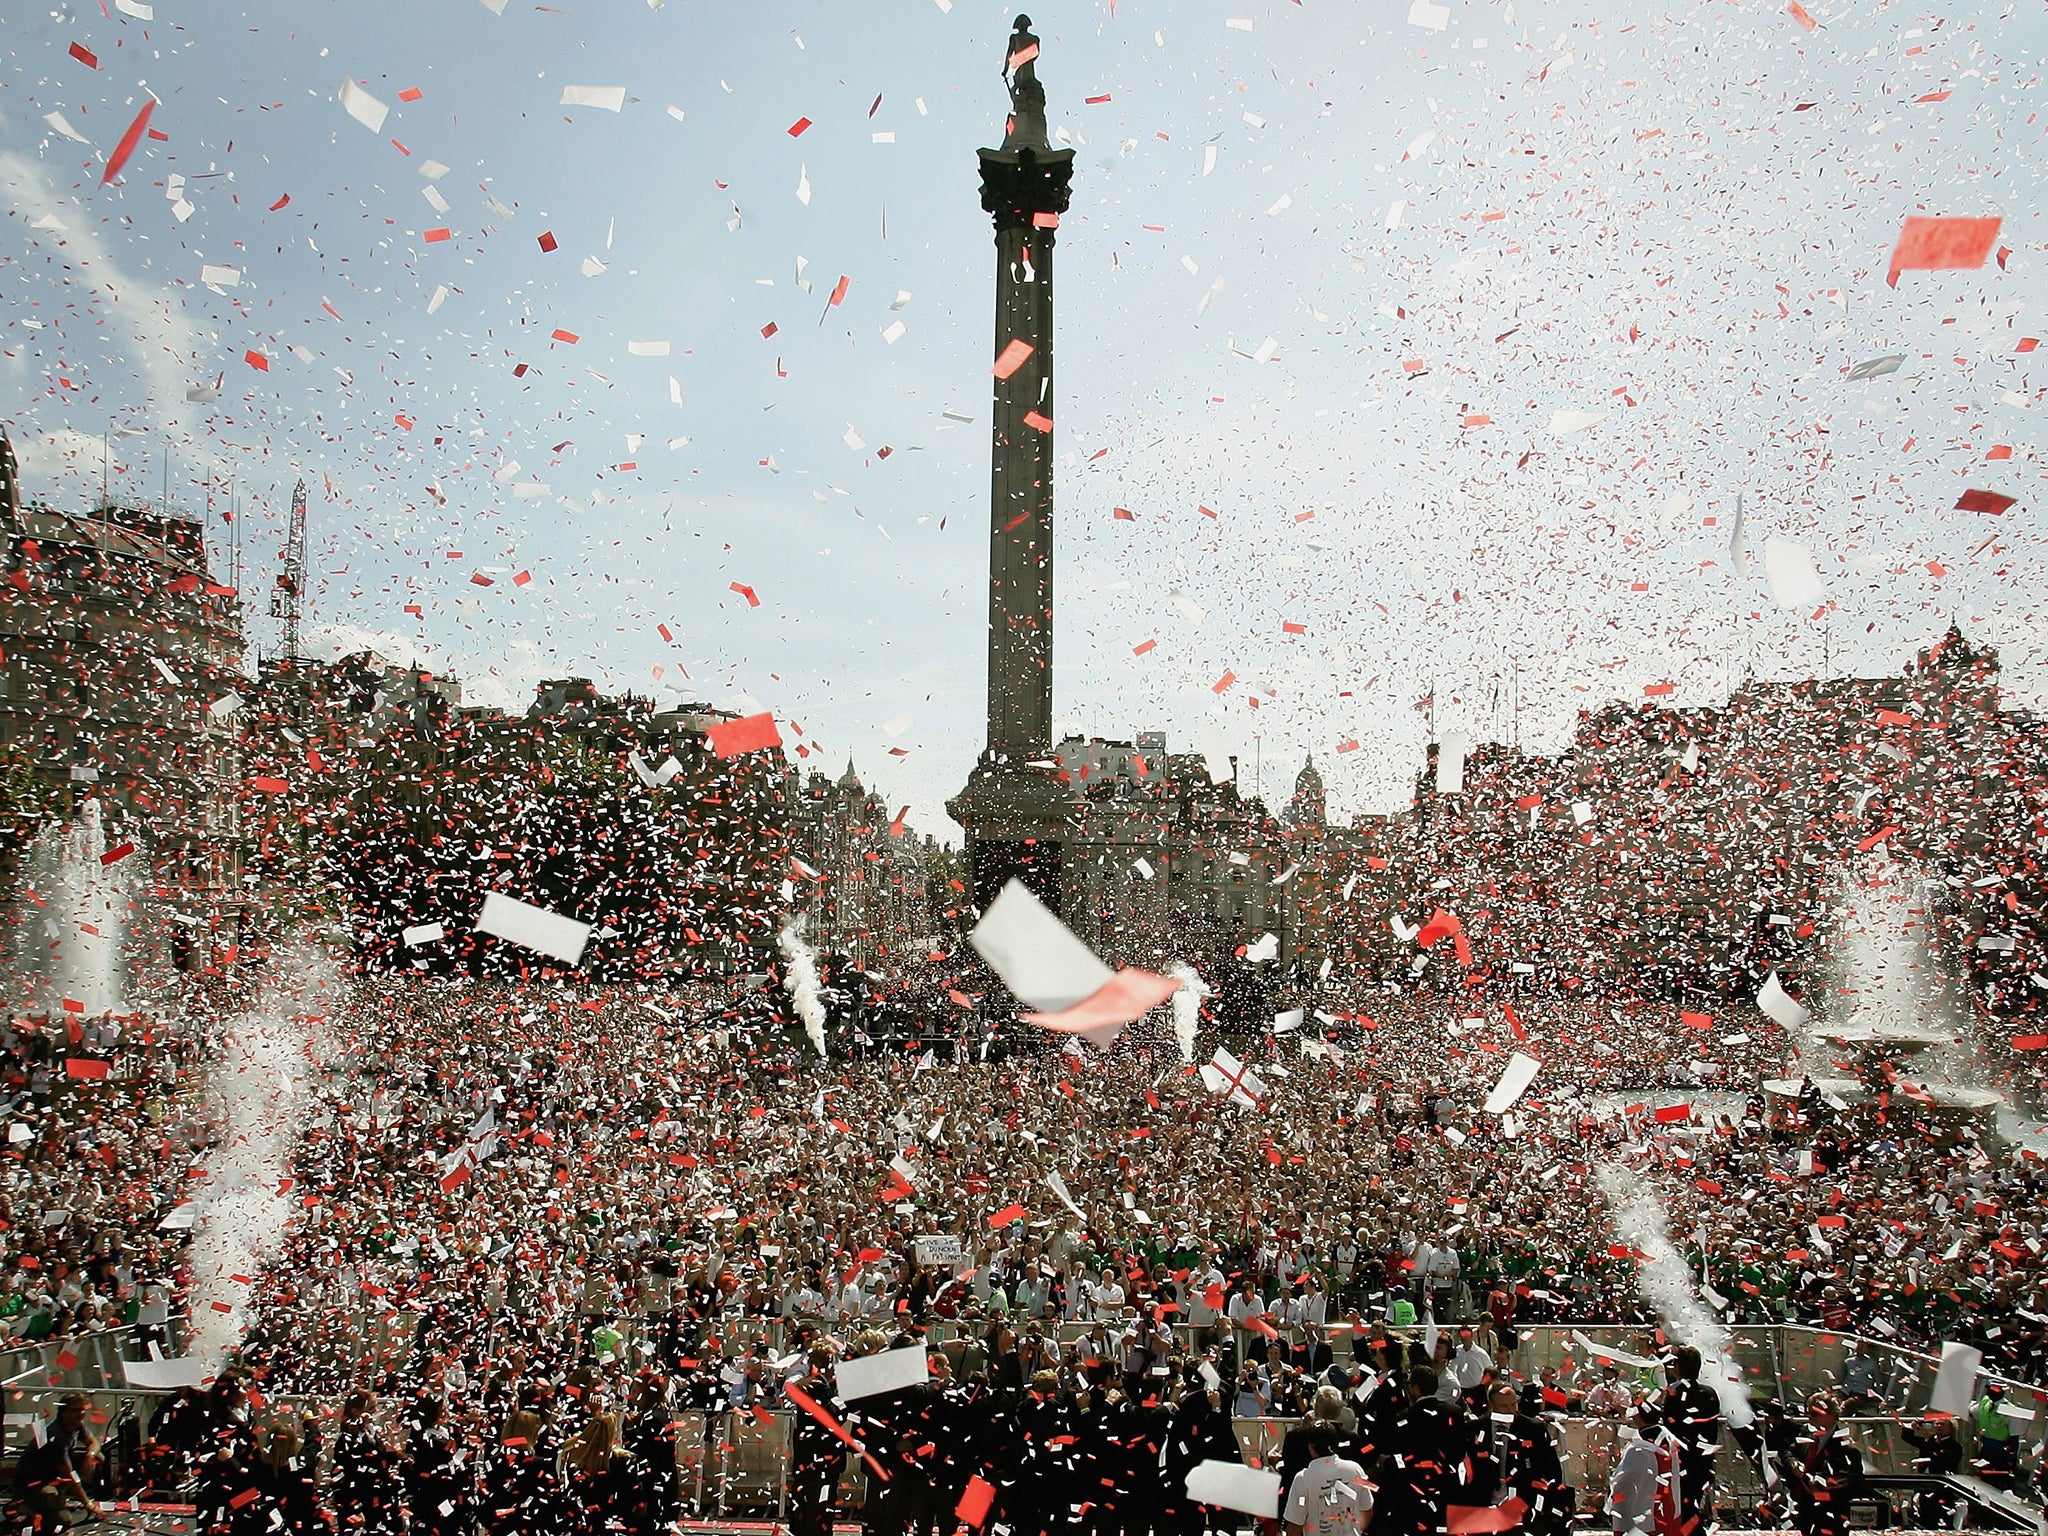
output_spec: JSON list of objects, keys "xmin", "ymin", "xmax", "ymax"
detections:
[{"xmin": 268, "ymin": 477, "xmax": 308, "ymax": 663}]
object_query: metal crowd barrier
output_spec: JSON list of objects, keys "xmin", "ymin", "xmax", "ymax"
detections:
[
  {"xmin": 4, "ymin": 1320, "xmax": 2040, "ymax": 1520},
  {"xmin": 0, "ymin": 1325, "xmax": 149, "ymax": 1390}
]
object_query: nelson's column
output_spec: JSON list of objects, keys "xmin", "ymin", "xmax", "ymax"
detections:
[{"xmin": 947, "ymin": 15, "xmax": 1077, "ymax": 914}]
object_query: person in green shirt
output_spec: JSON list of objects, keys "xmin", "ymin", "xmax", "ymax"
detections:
[
  {"xmin": 1388, "ymin": 1286, "xmax": 1418, "ymax": 1329},
  {"xmin": 1972, "ymin": 1383, "xmax": 2015, "ymax": 1489}
]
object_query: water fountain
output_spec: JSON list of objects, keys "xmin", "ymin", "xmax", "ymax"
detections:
[
  {"xmin": 184, "ymin": 943, "xmax": 334, "ymax": 1366},
  {"xmin": 19, "ymin": 799, "xmax": 129, "ymax": 1019},
  {"xmin": 1764, "ymin": 863, "xmax": 2000, "ymax": 1136}
]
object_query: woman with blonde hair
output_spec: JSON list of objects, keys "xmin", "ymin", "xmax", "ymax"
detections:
[
  {"xmin": 483, "ymin": 1409, "xmax": 568, "ymax": 1536},
  {"xmin": 253, "ymin": 1412, "xmax": 321, "ymax": 1536},
  {"xmin": 564, "ymin": 1410, "xmax": 636, "ymax": 1534}
]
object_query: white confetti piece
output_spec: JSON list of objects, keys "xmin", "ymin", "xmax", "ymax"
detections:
[
  {"xmin": 559, "ymin": 85, "xmax": 626, "ymax": 112},
  {"xmin": 339, "ymin": 78, "xmax": 389, "ymax": 134}
]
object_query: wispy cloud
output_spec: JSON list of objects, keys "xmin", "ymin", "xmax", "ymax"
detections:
[{"xmin": 0, "ymin": 151, "xmax": 215, "ymax": 461}]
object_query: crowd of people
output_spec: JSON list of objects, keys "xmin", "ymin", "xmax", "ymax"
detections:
[
  {"xmin": 0, "ymin": 1011, "xmax": 194, "ymax": 1353},
  {"xmin": 5, "ymin": 972, "xmax": 2047, "ymax": 1531},
  {"xmin": 23, "ymin": 1321, "xmax": 2004, "ymax": 1536},
  {"xmin": 223, "ymin": 982, "xmax": 2048, "ymax": 1389}
]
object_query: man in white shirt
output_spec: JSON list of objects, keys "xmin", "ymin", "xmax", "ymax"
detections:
[
  {"xmin": 1092, "ymin": 1272, "xmax": 1128, "ymax": 1318},
  {"xmin": 1332, "ymin": 1238, "xmax": 1359, "ymax": 1299},
  {"xmin": 1422, "ymin": 1236, "xmax": 1460, "ymax": 1319},
  {"xmin": 1448, "ymin": 1330, "xmax": 1492, "ymax": 1402},
  {"xmin": 1227, "ymin": 1279, "xmax": 1268, "ymax": 1327},
  {"xmin": 1187, "ymin": 1259, "xmax": 1227, "ymax": 1326},
  {"xmin": 1284, "ymin": 1426, "xmax": 1373, "ymax": 1536},
  {"xmin": 1607, "ymin": 1417, "xmax": 1664, "ymax": 1534},
  {"xmin": 1013, "ymin": 1267, "xmax": 1051, "ymax": 1320}
]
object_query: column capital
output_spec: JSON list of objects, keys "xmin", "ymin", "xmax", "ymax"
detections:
[{"xmin": 978, "ymin": 146, "xmax": 1075, "ymax": 236}]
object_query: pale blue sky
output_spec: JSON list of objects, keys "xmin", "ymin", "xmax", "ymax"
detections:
[{"xmin": 2, "ymin": 0, "xmax": 2043, "ymax": 837}]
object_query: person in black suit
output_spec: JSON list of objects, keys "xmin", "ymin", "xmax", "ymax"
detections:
[
  {"xmin": 1373, "ymin": 1367, "xmax": 1468, "ymax": 1536},
  {"xmin": 407, "ymin": 1396, "xmax": 473, "ymax": 1536},
  {"xmin": 1783, "ymin": 1392, "xmax": 1865, "ymax": 1536},
  {"xmin": 1351, "ymin": 1340, "xmax": 1408, "ymax": 1467},
  {"xmin": 1897, "ymin": 1413, "xmax": 1960, "ymax": 1528},
  {"xmin": 788, "ymin": 1350, "xmax": 851, "ymax": 1536},
  {"xmin": 1658, "ymin": 1347, "xmax": 1722, "ymax": 1532},
  {"xmin": 1465, "ymin": 1384, "xmax": 1568, "ymax": 1535},
  {"xmin": 1164, "ymin": 1371, "xmax": 1240, "ymax": 1536}
]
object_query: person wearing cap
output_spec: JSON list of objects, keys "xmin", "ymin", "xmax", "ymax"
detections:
[
  {"xmin": 1386, "ymin": 1286, "xmax": 1418, "ymax": 1330},
  {"xmin": 1421, "ymin": 1235, "xmax": 1461, "ymax": 1322},
  {"xmin": 1972, "ymin": 1381, "xmax": 2015, "ymax": 1488}
]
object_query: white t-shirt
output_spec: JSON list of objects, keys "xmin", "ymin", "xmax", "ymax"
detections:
[
  {"xmin": 1451, "ymin": 1343, "xmax": 1491, "ymax": 1390},
  {"xmin": 1228, "ymin": 1291, "xmax": 1268, "ymax": 1324},
  {"xmin": 1284, "ymin": 1454, "xmax": 1373, "ymax": 1536}
]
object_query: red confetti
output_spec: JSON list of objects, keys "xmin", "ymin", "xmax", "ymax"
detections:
[
  {"xmin": 1956, "ymin": 489, "xmax": 2016, "ymax": 516},
  {"xmin": 100, "ymin": 97, "xmax": 155, "ymax": 185},
  {"xmin": 706, "ymin": 713, "xmax": 782, "ymax": 760},
  {"xmin": 1887, "ymin": 214, "xmax": 2002, "ymax": 286}
]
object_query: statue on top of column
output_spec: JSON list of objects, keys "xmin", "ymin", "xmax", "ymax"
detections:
[{"xmin": 1002, "ymin": 14, "xmax": 1049, "ymax": 151}]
